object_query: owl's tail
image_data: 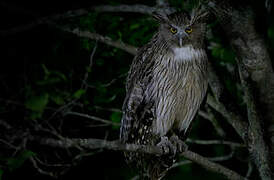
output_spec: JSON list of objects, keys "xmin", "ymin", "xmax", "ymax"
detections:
[
  {"xmin": 148, "ymin": 164, "xmax": 168, "ymax": 180},
  {"xmin": 140, "ymin": 155, "xmax": 174, "ymax": 180}
]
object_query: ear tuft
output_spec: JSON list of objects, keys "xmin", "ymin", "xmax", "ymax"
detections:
[
  {"xmin": 152, "ymin": 11, "xmax": 169, "ymax": 23},
  {"xmin": 190, "ymin": 4, "xmax": 209, "ymax": 24}
]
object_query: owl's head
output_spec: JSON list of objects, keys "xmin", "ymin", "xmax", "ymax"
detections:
[{"xmin": 153, "ymin": 7, "xmax": 208, "ymax": 49}]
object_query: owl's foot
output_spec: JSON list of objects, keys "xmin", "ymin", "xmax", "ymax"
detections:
[
  {"xmin": 156, "ymin": 136, "xmax": 177, "ymax": 156},
  {"xmin": 170, "ymin": 135, "xmax": 188, "ymax": 153}
]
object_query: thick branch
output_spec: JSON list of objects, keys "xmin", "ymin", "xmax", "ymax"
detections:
[
  {"xmin": 207, "ymin": 1, "xmax": 274, "ymax": 178},
  {"xmin": 60, "ymin": 26, "xmax": 249, "ymax": 143},
  {"xmin": 36, "ymin": 137, "xmax": 245, "ymax": 179},
  {"xmin": 38, "ymin": 137, "xmax": 163, "ymax": 155},
  {"xmin": 181, "ymin": 151, "xmax": 244, "ymax": 180},
  {"xmin": 238, "ymin": 62, "xmax": 273, "ymax": 179}
]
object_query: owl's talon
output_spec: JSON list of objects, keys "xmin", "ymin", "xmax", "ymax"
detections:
[
  {"xmin": 157, "ymin": 136, "xmax": 177, "ymax": 156},
  {"xmin": 170, "ymin": 135, "xmax": 188, "ymax": 153}
]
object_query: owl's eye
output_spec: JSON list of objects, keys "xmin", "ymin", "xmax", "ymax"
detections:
[
  {"xmin": 170, "ymin": 27, "xmax": 177, "ymax": 34},
  {"xmin": 185, "ymin": 27, "xmax": 193, "ymax": 34}
]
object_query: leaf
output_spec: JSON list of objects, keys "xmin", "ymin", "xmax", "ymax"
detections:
[
  {"xmin": 110, "ymin": 111, "xmax": 122, "ymax": 130},
  {"xmin": 36, "ymin": 77, "xmax": 62, "ymax": 85},
  {"xmin": 37, "ymin": 65, "xmax": 67, "ymax": 85},
  {"xmin": 117, "ymin": 31, "xmax": 122, "ymax": 40},
  {"xmin": 7, "ymin": 150, "xmax": 35, "ymax": 172},
  {"xmin": 73, "ymin": 89, "xmax": 86, "ymax": 99},
  {"xmin": 211, "ymin": 46, "xmax": 235, "ymax": 63},
  {"xmin": 107, "ymin": 94, "xmax": 117, "ymax": 103},
  {"xmin": 96, "ymin": 58, "xmax": 105, "ymax": 66},
  {"xmin": 86, "ymin": 66, "xmax": 92, "ymax": 73},
  {"xmin": 82, "ymin": 39, "xmax": 91, "ymax": 51},
  {"xmin": 110, "ymin": 112, "xmax": 122, "ymax": 123},
  {"xmin": 50, "ymin": 94, "xmax": 65, "ymax": 105},
  {"xmin": 25, "ymin": 93, "xmax": 49, "ymax": 112},
  {"xmin": 129, "ymin": 23, "xmax": 140, "ymax": 30},
  {"xmin": 268, "ymin": 26, "xmax": 274, "ymax": 39},
  {"xmin": 41, "ymin": 64, "xmax": 50, "ymax": 77},
  {"xmin": 51, "ymin": 71, "xmax": 67, "ymax": 81}
]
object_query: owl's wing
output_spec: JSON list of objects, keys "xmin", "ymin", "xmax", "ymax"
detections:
[{"xmin": 120, "ymin": 42, "xmax": 155, "ymax": 142}]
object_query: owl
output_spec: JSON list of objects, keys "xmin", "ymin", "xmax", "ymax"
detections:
[{"xmin": 120, "ymin": 7, "xmax": 208, "ymax": 180}]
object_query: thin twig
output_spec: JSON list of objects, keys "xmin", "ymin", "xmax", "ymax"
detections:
[
  {"xmin": 81, "ymin": 41, "xmax": 98, "ymax": 90},
  {"xmin": 245, "ymin": 162, "xmax": 253, "ymax": 178},
  {"xmin": 131, "ymin": 175, "xmax": 140, "ymax": 180},
  {"xmin": 64, "ymin": 111, "xmax": 120, "ymax": 126},
  {"xmin": 59, "ymin": 26, "xmax": 138, "ymax": 55},
  {"xmin": 29, "ymin": 157, "xmax": 56, "ymax": 178},
  {"xmin": 206, "ymin": 95, "xmax": 247, "ymax": 140},
  {"xmin": 92, "ymin": 4, "xmax": 160, "ymax": 14},
  {"xmin": 171, "ymin": 160, "xmax": 192, "ymax": 168},
  {"xmin": 0, "ymin": 119, "xmax": 12, "ymax": 129},
  {"xmin": 94, "ymin": 106, "xmax": 122, "ymax": 113},
  {"xmin": 207, "ymin": 150, "xmax": 234, "ymax": 162},
  {"xmin": 198, "ymin": 110, "xmax": 211, "ymax": 120},
  {"xmin": 199, "ymin": 108, "xmax": 226, "ymax": 138},
  {"xmin": 33, "ymin": 156, "xmax": 71, "ymax": 167},
  {"xmin": 208, "ymin": 62, "xmax": 223, "ymax": 99},
  {"xmin": 186, "ymin": 139, "xmax": 245, "ymax": 148},
  {"xmin": 0, "ymin": 3, "xmax": 174, "ymax": 36},
  {"xmin": 0, "ymin": 139, "xmax": 18, "ymax": 149}
]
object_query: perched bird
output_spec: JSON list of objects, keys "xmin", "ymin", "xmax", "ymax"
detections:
[{"xmin": 120, "ymin": 7, "xmax": 209, "ymax": 180}]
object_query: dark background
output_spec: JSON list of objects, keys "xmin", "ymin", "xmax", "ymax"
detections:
[{"xmin": 0, "ymin": 0, "xmax": 273, "ymax": 179}]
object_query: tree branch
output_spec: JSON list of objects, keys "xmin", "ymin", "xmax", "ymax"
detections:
[
  {"xmin": 172, "ymin": 150, "xmax": 235, "ymax": 168},
  {"xmin": 0, "ymin": 3, "xmax": 174, "ymax": 36},
  {"xmin": 59, "ymin": 26, "xmax": 138, "ymax": 55},
  {"xmin": 207, "ymin": 1, "xmax": 274, "ymax": 178},
  {"xmin": 199, "ymin": 108, "xmax": 226, "ymax": 138},
  {"xmin": 35, "ymin": 137, "xmax": 245, "ymax": 179},
  {"xmin": 64, "ymin": 111, "xmax": 120, "ymax": 126},
  {"xmin": 237, "ymin": 61, "xmax": 273, "ymax": 179},
  {"xmin": 181, "ymin": 151, "xmax": 245, "ymax": 180},
  {"xmin": 206, "ymin": 95, "xmax": 248, "ymax": 140},
  {"xmin": 208, "ymin": 62, "xmax": 224, "ymax": 100},
  {"xmin": 92, "ymin": 4, "xmax": 165, "ymax": 15},
  {"xmin": 186, "ymin": 139, "xmax": 245, "ymax": 148}
]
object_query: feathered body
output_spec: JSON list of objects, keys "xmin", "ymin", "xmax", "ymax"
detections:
[{"xmin": 120, "ymin": 9, "xmax": 208, "ymax": 179}]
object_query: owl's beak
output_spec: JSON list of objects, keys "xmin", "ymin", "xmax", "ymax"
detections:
[
  {"xmin": 178, "ymin": 30, "xmax": 189, "ymax": 47},
  {"xmin": 179, "ymin": 38, "xmax": 183, "ymax": 47},
  {"xmin": 178, "ymin": 31, "xmax": 186, "ymax": 47}
]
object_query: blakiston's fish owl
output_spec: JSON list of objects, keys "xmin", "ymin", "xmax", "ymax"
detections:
[{"xmin": 120, "ymin": 7, "xmax": 208, "ymax": 180}]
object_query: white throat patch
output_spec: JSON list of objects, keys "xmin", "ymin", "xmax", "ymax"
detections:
[{"xmin": 172, "ymin": 46, "xmax": 205, "ymax": 62}]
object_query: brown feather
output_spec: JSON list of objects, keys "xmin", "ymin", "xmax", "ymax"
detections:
[{"xmin": 120, "ymin": 10, "xmax": 208, "ymax": 179}]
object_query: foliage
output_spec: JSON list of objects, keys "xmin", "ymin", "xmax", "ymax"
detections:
[
  {"xmin": 0, "ymin": 0, "xmax": 273, "ymax": 179},
  {"xmin": 0, "ymin": 150, "xmax": 35, "ymax": 176}
]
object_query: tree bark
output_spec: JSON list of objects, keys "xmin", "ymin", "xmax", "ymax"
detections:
[{"xmin": 208, "ymin": 1, "xmax": 274, "ymax": 178}]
